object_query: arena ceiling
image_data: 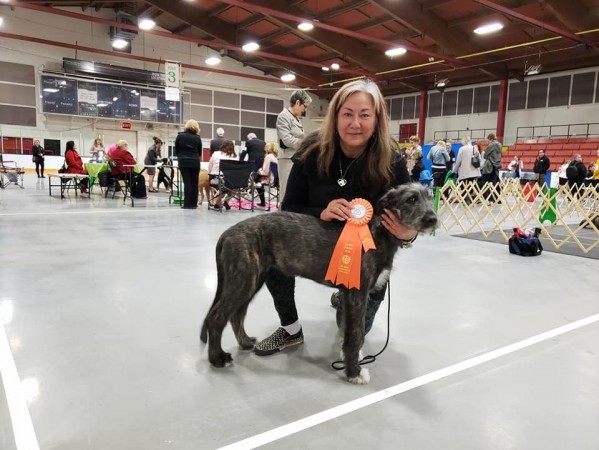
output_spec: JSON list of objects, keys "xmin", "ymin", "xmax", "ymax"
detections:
[{"xmin": 10, "ymin": 0, "xmax": 599, "ymax": 98}]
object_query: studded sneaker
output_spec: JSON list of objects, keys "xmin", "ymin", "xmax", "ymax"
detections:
[{"xmin": 254, "ymin": 327, "xmax": 304, "ymax": 356}]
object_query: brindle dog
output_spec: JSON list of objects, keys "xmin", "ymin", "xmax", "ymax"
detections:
[{"xmin": 200, "ymin": 183, "xmax": 438, "ymax": 384}]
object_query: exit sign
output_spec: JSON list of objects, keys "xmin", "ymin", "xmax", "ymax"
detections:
[{"xmin": 121, "ymin": 121, "xmax": 132, "ymax": 129}]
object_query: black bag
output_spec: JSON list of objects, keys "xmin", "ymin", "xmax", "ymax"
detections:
[
  {"xmin": 57, "ymin": 163, "xmax": 67, "ymax": 174},
  {"xmin": 131, "ymin": 174, "xmax": 147, "ymax": 198},
  {"xmin": 279, "ymin": 139, "xmax": 288, "ymax": 150},
  {"xmin": 98, "ymin": 171, "xmax": 113, "ymax": 187},
  {"xmin": 509, "ymin": 228, "xmax": 543, "ymax": 256},
  {"xmin": 471, "ymin": 151, "xmax": 481, "ymax": 169}
]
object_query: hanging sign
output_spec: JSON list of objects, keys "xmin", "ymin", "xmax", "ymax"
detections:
[{"xmin": 165, "ymin": 61, "xmax": 181, "ymax": 89}]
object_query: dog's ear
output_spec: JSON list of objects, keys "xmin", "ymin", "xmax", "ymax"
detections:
[{"xmin": 376, "ymin": 187, "xmax": 402, "ymax": 214}]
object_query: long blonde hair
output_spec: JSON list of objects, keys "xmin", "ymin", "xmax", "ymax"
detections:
[{"xmin": 300, "ymin": 79, "xmax": 393, "ymax": 191}]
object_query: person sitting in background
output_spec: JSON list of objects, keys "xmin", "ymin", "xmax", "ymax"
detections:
[
  {"xmin": 108, "ymin": 140, "xmax": 147, "ymax": 199},
  {"xmin": 90, "ymin": 138, "xmax": 105, "ymax": 162},
  {"xmin": 410, "ymin": 147, "xmax": 425, "ymax": 182},
  {"xmin": 208, "ymin": 139, "xmax": 238, "ymax": 210},
  {"xmin": 144, "ymin": 136, "xmax": 163, "ymax": 192},
  {"xmin": 64, "ymin": 140, "xmax": 89, "ymax": 194},
  {"xmin": 32, "ymin": 139, "xmax": 45, "ymax": 178},
  {"xmin": 508, "ymin": 155, "xmax": 524, "ymax": 179},
  {"xmin": 254, "ymin": 142, "xmax": 279, "ymax": 207}
]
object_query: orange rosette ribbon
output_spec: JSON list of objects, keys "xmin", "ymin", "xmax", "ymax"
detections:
[{"xmin": 325, "ymin": 198, "xmax": 377, "ymax": 290}]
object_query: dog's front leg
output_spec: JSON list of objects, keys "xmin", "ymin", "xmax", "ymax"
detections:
[{"xmin": 342, "ymin": 291, "xmax": 370, "ymax": 385}]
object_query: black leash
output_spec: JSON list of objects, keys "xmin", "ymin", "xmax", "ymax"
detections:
[{"xmin": 331, "ymin": 281, "xmax": 391, "ymax": 371}]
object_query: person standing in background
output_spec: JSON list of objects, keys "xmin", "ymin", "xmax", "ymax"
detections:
[
  {"xmin": 445, "ymin": 142, "xmax": 455, "ymax": 172},
  {"xmin": 175, "ymin": 119, "xmax": 203, "ymax": 209},
  {"xmin": 481, "ymin": 133, "xmax": 502, "ymax": 202},
  {"xmin": 90, "ymin": 138, "xmax": 105, "ymax": 162},
  {"xmin": 508, "ymin": 155, "xmax": 524, "ymax": 179},
  {"xmin": 210, "ymin": 128, "xmax": 225, "ymax": 156},
  {"xmin": 276, "ymin": 89, "xmax": 312, "ymax": 201},
  {"xmin": 32, "ymin": 139, "xmax": 45, "ymax": 178},
  {"xmin": 144, "ymin": 136, "xmax": 163, "ymax": 192},
  {"xmin": 533, "ymin": 149, "xmax": 551, "ymax": 187},
  {"xmin": 240, "ymin": 132, "xmax": 266, "ymax": 170},
  {"xmin": 427, "ymin": 140, "xmax": 450, "ymax": 187}
]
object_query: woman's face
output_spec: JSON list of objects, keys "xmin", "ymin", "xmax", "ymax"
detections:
[
  {"xmin": 336, "ymin": 91, "xmax": 376, "ymax": 156},
  {"xmin": 34, "ymin": 139, "xmax": 40, "ymax": 146}
]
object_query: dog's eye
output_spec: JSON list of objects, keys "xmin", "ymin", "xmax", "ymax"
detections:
[{"xmin": 407, "ymin": 196, "xmax": 417, "ymax": 203}]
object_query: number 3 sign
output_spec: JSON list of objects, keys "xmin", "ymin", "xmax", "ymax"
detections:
[{"xmin": 165, "ymin": 61, "xmax": 181, "ymax": 88}]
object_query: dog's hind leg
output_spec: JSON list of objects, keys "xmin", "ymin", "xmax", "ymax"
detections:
[
  {"xmin": 342, "ymin": 292, "xmax": 369, "ymax": 384},
  {"xmin": 230, "ymin": 273, "xmax": 266, "ymax": 350}
]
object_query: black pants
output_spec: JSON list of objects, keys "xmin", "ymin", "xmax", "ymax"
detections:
[
  {"xmin": 179, "ymin": 166, "xmax": 200, "ymax": 207},
  {"xmin": 481, "ymin": 170, "xmax": 500, "ymax": 201},
  {"xmin": 265, "ymin": 268, "xmax": 386, "ymax": 334},
  {"xmin": 431, "ymin": 167, "xmax": 447, "ymax": 188},
  {"xmin": 35, "ymin": 160, "xmax": 44, "ymax": 177}
]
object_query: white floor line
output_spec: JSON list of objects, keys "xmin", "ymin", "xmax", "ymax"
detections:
[
  {"xmin": 0, "ymin": 324, "xmax": 40, "ymax": 450},
  {"xmin": 0, "ymin": 208, "xmax": 174, "ymax": 217},
  {"xmin": 218, "ymin": 312, "xmax": 599, "ymax": 450}
]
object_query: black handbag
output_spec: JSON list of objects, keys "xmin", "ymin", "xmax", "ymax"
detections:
[{"xmin": 508, "ymin": 228, "xmax": 543, "ymax": 256}]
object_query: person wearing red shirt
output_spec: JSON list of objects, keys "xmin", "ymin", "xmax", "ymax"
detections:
[{"xmin": 64, "ymin": 140, "xmax": 88, "ymax": 194}]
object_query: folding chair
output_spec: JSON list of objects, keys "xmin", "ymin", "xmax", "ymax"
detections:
[
  {"xmin": 0, "ymin": 161, "xmax": 25, "ymax": 189},
  {"xmin": 212, "ymin": 160, "xmax": 256, "ymax": 212}
]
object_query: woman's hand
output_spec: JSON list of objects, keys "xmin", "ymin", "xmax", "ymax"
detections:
[
  {"xmin": 381, "ymin": 208, "xmax": 418, "ymax": 241},
  {"xmin": 320, "ymin": 198, "xmax": 353, "ymax": 222}
]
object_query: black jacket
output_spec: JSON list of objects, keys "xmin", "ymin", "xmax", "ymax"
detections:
[
  {"xmin": 32, "ymin": 145, "xmax": 45, "ymax": 162},
  {"xmin": 567, "ymin": 160, "xmax": 587, "ymax": 183},
  {"xmin": 240, "ymin": 138, "xmax": 266, "ymax": 163},
  {"xmin": 210, "ymin": 137, "xmax": 225, "ymax": 156},
  {"xmin": 175, "ymin": 131, "xmax": 202, "ymax": 168},
  {"xmin": 284, "ymin": 131, "xmax": 411, "ymax": 218},
  {"xmin": 533, "ymin": 156, "xmax": 550, "ymax": 174}
]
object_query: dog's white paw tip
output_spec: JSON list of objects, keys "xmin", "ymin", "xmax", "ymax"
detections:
[{"xmin": 348, "ymin": 368, "xmax": 370, "ymax": 385}]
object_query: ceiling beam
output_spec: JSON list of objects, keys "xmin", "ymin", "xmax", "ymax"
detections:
[
  {"xmin": 212, "ymin": 0, "xmax": 468, "ymax": 66},
  {"xmin": 470, "ymin": 0, "xmax": 587, "ymax": 44}
]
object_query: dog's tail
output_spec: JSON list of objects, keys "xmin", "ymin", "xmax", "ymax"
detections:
[{"xmin": 200, "ymin": 241, "xmax": 226, "ymax": 344}]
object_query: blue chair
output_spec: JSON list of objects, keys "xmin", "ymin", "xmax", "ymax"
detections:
[
  {"xmin": 265, "ymin": 162, "xmax": 280, "ymax": 211},
  {"xmin": 419, "ymin": 169, "xmax": 433, "ymax": 187}
]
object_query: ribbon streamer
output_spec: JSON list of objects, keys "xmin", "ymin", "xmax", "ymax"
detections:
[{"xmin": 325, "ymin": 199, "xmax": 376, "ymax": 289}]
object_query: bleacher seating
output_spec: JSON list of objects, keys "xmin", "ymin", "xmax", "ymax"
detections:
[{"xmin": 503, "ymin": 138, "xmax": 599, "ymax": 171}]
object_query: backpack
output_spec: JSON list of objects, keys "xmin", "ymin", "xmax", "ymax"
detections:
[
  {"xmin": 471, "ymin": 150, "xmax": 481, "ymax": 169},
  {"xmin": 131, "ymin": 174, "xmax": 147, "ymax": 198},
  {"xmin": 566, "ymin": 163, "xmax": 579, "ymax": 180}
]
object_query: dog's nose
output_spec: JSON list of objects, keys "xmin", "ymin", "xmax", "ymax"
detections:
[{"xmin": 424, "ymin": 213, "xmax": 438, "ymax": 228}]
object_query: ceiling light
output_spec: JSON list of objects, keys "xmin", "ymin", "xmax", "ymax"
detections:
[
  {"xmin": 322, "ymin": 66, "xmax": 330, "ymax": 71},
  {"xmin": 242, "ymin": 42, "xmax": 259, "ymax": 52},
  {"xmin": 385, "ymin": 47, "xmax": 407, "ymax": 57},
  {"xmin": 297, "ymin": 22, "xmax": 314, "ymax": 31},
  {"xmin": 436, "ymin": 78, "xmax": 449, "ymax": 88},
  {"xmin": 331, "ymin": 63, "xmax": 340, "ymax": 70},
  {"xmin": 205, "ymin": 56, "xmax": 221, "ymax": 66},
  {"xmin": 42, "ymin": 88, "xmax": 59, "ymax": 93},
  {"xmin": 474, "ymin": 22, "xmax": 503, "ymax": 35},
  {"xmin": 526, "ymin": 64, "xmax": 542, "ymax": 76},
  {"xmin": 111, "ymin": 38, "xmax": 129, "ymax": 50},
  {"xmin": 138, "ymin": 18, "xmax": 155, "ymax": 30},
  {"xmin": 281, "ymin": 73, "xmax": 296, "ymax": 82}
]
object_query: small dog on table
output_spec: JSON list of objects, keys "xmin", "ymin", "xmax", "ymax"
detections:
[
  {"xmin": 198, "ymin": 169, "xmax": 211, "ymax": 205},
  {"xmin": 157, "ymin": 158, "xmax": 173, "ymax": 193}
]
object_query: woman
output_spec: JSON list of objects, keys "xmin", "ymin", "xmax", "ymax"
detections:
[
  {"xmin": 90, "ymin": 138, "xmax": 105, "ymax": 162},
  {"xmin": 64, "ymin": 141, "xmax": 89, "ymax": 194},
  {"xmin": 253, "ymin": 79, "xmax": 418, "ymax": 356},
  {"xmin": 557, "ymin": 159, "xmax": 570, "ymax": 186},
  {"xmin": 32, "ymin": 139, "xmax": 45, "ymax": 178},
  {"xmin": 208, "ymin": 139, "xmax": 237, "ymax": 210},
  {"xmin": 108, "ymin": 140, "xmax": 147, "ymax": 199},
  {"xmin": 175, "ymin": 119, "xmax": 203, "ymax": 209},
  {"xmin": 254, "ymin": 142, "xmax": 279, "ymax": 207},
  {"xmin": 427, "ymin": 140, "xmax": 450, "ymax": 187},
  {"xmin": 508, "ymin": 155, "xmax": 524, "ymax": 179},
  {"xmin": 144, "ymin": 136, "xmax": 163, "ymax": 192},
  {"xmin": 453, "ymin": 136, "xmax": 481, "ymax": 204}
]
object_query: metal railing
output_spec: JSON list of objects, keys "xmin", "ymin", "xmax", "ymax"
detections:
[
  {"xmin": 433, "ymin": 128, "xmax": 496, "ymax": 143},
  {"xmin": 515, "ymin": 123, "xmax": 599, "ymax": 141}
]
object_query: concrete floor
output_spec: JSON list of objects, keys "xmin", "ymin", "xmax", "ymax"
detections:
[{"xmin": 1, "ymin": 176, "xmax": 598, "ymax": 450}]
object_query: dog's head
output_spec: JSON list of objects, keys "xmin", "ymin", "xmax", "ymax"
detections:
[{"xmin": 376, "ymin": 183, "xmax": 438, "ymax": 233}]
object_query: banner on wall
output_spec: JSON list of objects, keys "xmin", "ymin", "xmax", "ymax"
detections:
[{"xmin": 165, "ymin": 61, "xmax": 181, "ymax": 89}]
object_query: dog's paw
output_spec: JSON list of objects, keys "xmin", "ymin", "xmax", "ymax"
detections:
[
  {"xmin": 210, "ymin": 352, "xmax": 233, "ymax": 368},
  {"xmin": 347, "ymin": 368, "xmax": 370, "ymax": 385},
  {"xmin": 238, "ymin": 336, "xmax": 257, "ymax": 350}
]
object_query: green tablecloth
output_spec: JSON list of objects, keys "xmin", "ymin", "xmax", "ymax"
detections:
[{"xmin": 84, "ymin": 162, "xmax": 109, "ymax": 179}]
